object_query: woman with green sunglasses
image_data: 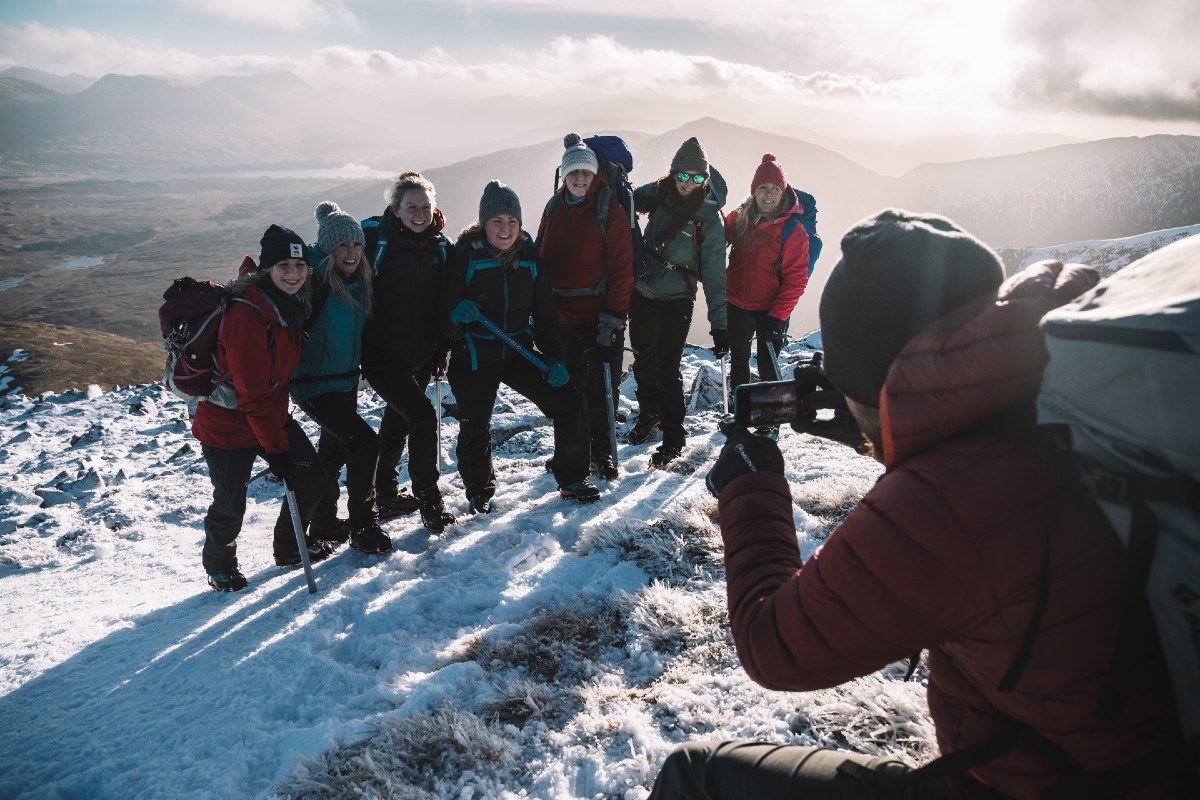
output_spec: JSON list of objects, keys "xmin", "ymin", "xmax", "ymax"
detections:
[{"xmin": 627, "ymin": 136, "xmax": 729, "ymax": 468}]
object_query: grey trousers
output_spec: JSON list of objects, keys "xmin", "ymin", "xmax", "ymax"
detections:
[{"xmin": 648, "ymin": 741, "xmax": 951, "ymax": 800}]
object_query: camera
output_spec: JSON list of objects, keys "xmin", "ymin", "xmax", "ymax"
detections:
[{"xmin": 732, "ymin": 351, "xmax": 850, "ymax": 429}]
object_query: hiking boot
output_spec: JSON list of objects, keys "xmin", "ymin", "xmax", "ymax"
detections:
[
  {"xmin": 349, "ymin": 523, "xmax": 393, "ymax": 555},
  {"xmin": 208, "ymin": 570, "xmax": 248, "ymax": 592},
  {"xmin": 756, "ymin": 425, "xmax": 780, "ymax": 441},
  {"xmin": 309, "ymin": 517, "xmax": 351, "ymax": 544},
  {"xmin": 469, "ymin": 495, "xmax": 494, "ymax": 514},
  {"xmin": 559, "ymin": 477, "xmax": 602, "ymax": 503},
  {"xmin": 274, "ymin": 539, "xmax": 333, "ymax": 568},
  {"xmin": 417, "ymin": 487, "xmax": 456, "ymax": 533},
  {"xmin": 589, "ymin": 455, "xmax": 619, "ymax": 481},
  {"xmin": 543, "ymin": 457, "xmax": 556, "ymax": 473},
  {"xmin": 649, "ymin": 444, "xmax": 684, "ymax": 469},
  {"xmin": 377, "ymin": 488, "xmax": 420, "ymax": 520},
  {"xmin": 626, "ymin": 413, "xmax": 661, "ymax": 444}
]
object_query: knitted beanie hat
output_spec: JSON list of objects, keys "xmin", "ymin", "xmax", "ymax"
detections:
[
  {"xmin": 752, "ymin": 153, "xmax": 787, "ymax": 192},
  {"xmin": 478, "ymin": 179, "xmax": 522, "ymax": 225},
  {"xmin": 258, "ymin": 224, "xmax": 307, "ymax": 270},
  {"xmin": 819, "ymin": 209, "xmax": 1005, "ymax": 407},
  {"xmin": 315, "ymin": 201, "xmax": 365, "ymax": 254},
  {"xmin": 561, "ymin": 133, "xmax": 599, "ymax": 176},
  {"xmin": 670, "ymin": 136, "xmax": 708, "ymax": 175}
]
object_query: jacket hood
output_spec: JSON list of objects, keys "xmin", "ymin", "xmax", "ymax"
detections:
[{"xmin": 880, "ymin": 260, "xmax": 1099, "ymax": 467}]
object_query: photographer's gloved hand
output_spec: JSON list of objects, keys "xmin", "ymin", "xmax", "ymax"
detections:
[
  {"xmin": 710, "ymin": 329, "xmax": 729, "ymax": 358},
  {"xmin": 449, "ymin": 299, "xmax": 480, "ymax": 325},
  {"xmin": 706, "ymin": 418, "xmax": 785, "ymax": 497},
  {"xmin": 265, "ymin": 451, "xmax": 294, "ymax": 485},
  {"xmin": 546, "ymin": 360, "xmax": 570, "ymax": 388},
  {"xmin": 594, "ymin": 312, "xmax": 626, "ymax": 361},
  {"xmin": 767, "ymin": 316, "xmax": 788, "ymax": 347}
]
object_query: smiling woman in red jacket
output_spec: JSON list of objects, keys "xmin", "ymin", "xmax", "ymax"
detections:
[
  {"xmin": 723, "ymin": 154, "xmax": 810, "ymax": 424},
  {"xmin": 191, "ymin": 225, "xmax": 331, "ymax": 592}
]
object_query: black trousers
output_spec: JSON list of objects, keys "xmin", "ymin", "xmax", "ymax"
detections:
[
  {"xmin": 200, "ymin": 418, "xmax": 325, "ymax": 574},
  {"xmin": 362, "ymin": 353, "xmax": 440, "ymax": 495},
  {"xmin": 728, "ymin": 304, "xmax": 784, "ymax": 391},
  {"xmin": 628, "ymin": 291, "xmax": 693, "ymax": 448},
  {"xmin": 375, "ymin": 363, "xmax": 438, "ymax": 500},
  {"xmin": 298, "ymin": 389, "xmax": 380, "ymax": 529},
  {"xmin": 560, "ymin": 321, "xmax": 623, "ymax": 459},
  {"xmin": 447, "ymin": 353, "xmax": 588, "ymax": 499},
  {"xmin": 648, "ymin": 741, "xmax": 949, "ymax": 800}
]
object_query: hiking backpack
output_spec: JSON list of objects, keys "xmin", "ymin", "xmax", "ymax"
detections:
[
  {"xmin": 542, "ymin": 134, "xmax": 648, "ymax": 282},
  {"xmin": 776, "ymin": 187, "xmax": 823, "ymax": 276},
  {"xmin": 1036, "ymin": 234, "xmax": 1200, "ymax": 741},
  {"xmin": 159, "ymin": 259, "xmax": 267, "ymax": 409}
]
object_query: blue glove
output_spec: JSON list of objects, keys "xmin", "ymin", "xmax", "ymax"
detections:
[
  {"xmin": 705, "ymin": 418, "xmax": 786, "ymax": 497},
  {"xmin": 546, "ymin": 360, "xmax": 569, "ymax": 388},
  {"xmin": 449, "ymin": 299, "xmax": 480, "ymax": 325}
]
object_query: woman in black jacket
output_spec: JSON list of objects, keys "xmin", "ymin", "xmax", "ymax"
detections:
[
  {"xmin": 360, "ymin": 170, "xmax": 455, "ymax": 532},
  {"xmin": 441, "ymin": 180, "xmax": 598, "ymax": 512}
]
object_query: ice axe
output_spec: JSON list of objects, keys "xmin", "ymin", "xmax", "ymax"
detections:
[
  {"xmin": 248, "ymin": 465, "xmax": 317, "ymax": 594},
  {"xmin": 603, "ymin": 358, "xmax": 620, "ymax": 474},
  {"xmin": 721, "ymin": 352, "xmax": 729, "ymax": 414},
  {"xmin": 475, "ymin": 314, "xmax": 550, "ymax": 374}
]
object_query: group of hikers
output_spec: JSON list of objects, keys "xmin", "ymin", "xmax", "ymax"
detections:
[
  {"xmin": 191, "ymin": 134, "xmax": 819, "ymax": 588},
  {"xmin": 185, "ymin": 132, "xmax": 1196, "ymax": 798}
]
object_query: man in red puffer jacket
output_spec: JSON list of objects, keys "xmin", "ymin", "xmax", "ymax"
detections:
[{"xmin": 649, "ymin": 210, "xmax": 1186, "ymax": 799}]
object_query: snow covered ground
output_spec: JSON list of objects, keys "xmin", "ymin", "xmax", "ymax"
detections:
[{"xmin": 0, "ymin": 345, "xmax": 932, "ymax": 800}]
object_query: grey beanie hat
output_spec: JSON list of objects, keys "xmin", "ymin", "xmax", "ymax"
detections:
[
  {"xmin": 315, "ymin": 201, "xmax": 364, "ymax": 255},
  {"xmin": 561, "ymin": 133, "xmax": 599, "ymax": 176},
  {"xmin": 478, "ymin": 179, "xmax": 522, "ymax": 225},
  {"xmin": 819, "ymin": 209, "xmax": 1005, "ymax": 407},
  {"xmin": 670, "ymin": 136, "xmax": 708, "ymax": 175}
]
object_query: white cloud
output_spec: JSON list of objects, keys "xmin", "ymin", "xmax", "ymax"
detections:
[{"xmin": 176, "ymin": 0, "xmax": 359, "ymax": 31}]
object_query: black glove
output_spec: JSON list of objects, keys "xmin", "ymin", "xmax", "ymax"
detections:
[
  {"xmin": 594, "ymin": 312, "xmax": 626, "ymax": 361},
  {"xmin": 767, "ymin": 316, "xmax": 788, "ymax": 347},
  {"xmin": 706, "ymin": 418, "xmax": 786, "ymax": 497},
  {"xmin": 710, "ymin": 329, "xmax": 729, "ymax": 358},
  {"xmin": 265, "ymin": 451, "xmax": 294, "ymax": 485}
]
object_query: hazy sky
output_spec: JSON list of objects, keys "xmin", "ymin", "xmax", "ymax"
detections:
[{"xmin": 2, "ymin": 0, "xmax": 1198, "ymax": 139}]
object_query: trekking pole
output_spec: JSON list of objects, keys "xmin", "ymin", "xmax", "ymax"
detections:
[
  {"xmin": 721, "ymin": 352, "xmax": 729, "ymax": 414},
  {"xmin": 435, "ymin": 373, "xmax": 445, "ymax": 472},
  {"xmin": 284, "ymin": 483, "xmax": 318, "ymax": 594},
  {"xmin": 764, "ymin": 339, "xmax": 782, "ymax": 383},
  {"xmin": 247, "ymin": 466, "xmax": 317, "ymax": 594},
  {"xmin": 603, "ymin": 359, "xmax": 620, "ymax": 473},
  {"xmin": 475, "ymin": 314, "xmax": 550, "ymax": 374}
]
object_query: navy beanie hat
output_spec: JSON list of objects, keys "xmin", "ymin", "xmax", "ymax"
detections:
[{"xmin": 258, "ymin": 224, "xmax": 307, "ymax": 270}]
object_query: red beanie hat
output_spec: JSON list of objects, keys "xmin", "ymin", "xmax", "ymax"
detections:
[{"xmin": 751, "ymin": 153, "xmax": 787, "ymax": 192}]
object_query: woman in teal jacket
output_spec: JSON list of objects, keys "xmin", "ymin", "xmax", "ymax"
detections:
[
  {"xmin": 291, "ymin": 201, "xmax": 391, "ymax": 555},
  {"xmin": 628, "ymin": 137, "xmax": 729, "ymax": 467}
]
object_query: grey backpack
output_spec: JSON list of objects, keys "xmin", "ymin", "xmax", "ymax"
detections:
[{"xmin": 1037, "ymin": 234, "xmax": 1200, "ymax": 739}]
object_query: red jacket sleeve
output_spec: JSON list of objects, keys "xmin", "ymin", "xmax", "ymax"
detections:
[
  {"xmin": 719, "ymin": 470, "xmax": 992, "ymax": 691},
  {"xmin": 768, "ymin": 223, "xmax": 809, "ymax": 321},
  {"xmin": 221, "ymin": 302, "xmax": 290, "ymax": 453},
  {"xmin": 602, "ymin": 193, "xmax": 635, "ymax": 318}
]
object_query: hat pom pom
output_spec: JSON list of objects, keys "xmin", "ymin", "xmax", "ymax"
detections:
[
  {"xmin": 315, "ymin": 200, "xmax": 340, "ymax": 221},
  {"xmin": 762, "ymin": 153, "xmax": 777, "ymax": 164},
  {"xmin": 563, "ymin": 132, "xmax": 584, "ymax": 149}
]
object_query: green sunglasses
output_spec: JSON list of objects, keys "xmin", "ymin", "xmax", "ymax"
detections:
[{"xmin": 675, "ymin": 171, "xmax": 707, "ymax": 184}]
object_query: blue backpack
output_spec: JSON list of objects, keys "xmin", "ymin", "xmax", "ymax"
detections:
[
  {"xmin": 775, "ymin": 187, "xmax": 823, "ymax": 277},
  {"xmin": 544, "ymin": 135, "xmax": 648, "ymax": 282}
]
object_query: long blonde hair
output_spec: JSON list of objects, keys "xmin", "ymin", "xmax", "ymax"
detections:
[
  {"xmin": 316, "ymin": 248, "xmax": 374, "ymax": 318},
  {"xmin": 732, "ymin": 189, "xmax": 794, "ymax": 239}
]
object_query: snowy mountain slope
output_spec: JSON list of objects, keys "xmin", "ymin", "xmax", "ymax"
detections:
[
  {"xmin": 996, "ymin": 225, "xmax": 1199, "ymax": 278},
  {"xmin": 0, "ymin": 346, "xmax": 920, "ymax": 800},
  {"xmin": 898, "ymin": 135, "xmax": 1200, "ymax": 247}
]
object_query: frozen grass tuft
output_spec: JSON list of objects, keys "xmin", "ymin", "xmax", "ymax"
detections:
[
  {"xmin": 271, "ymin": 704, "xmax": 521, "ymax": 800},
  {"xmin": 577, "ymin": 509, "xmax": 724, "ymax": 586}
]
